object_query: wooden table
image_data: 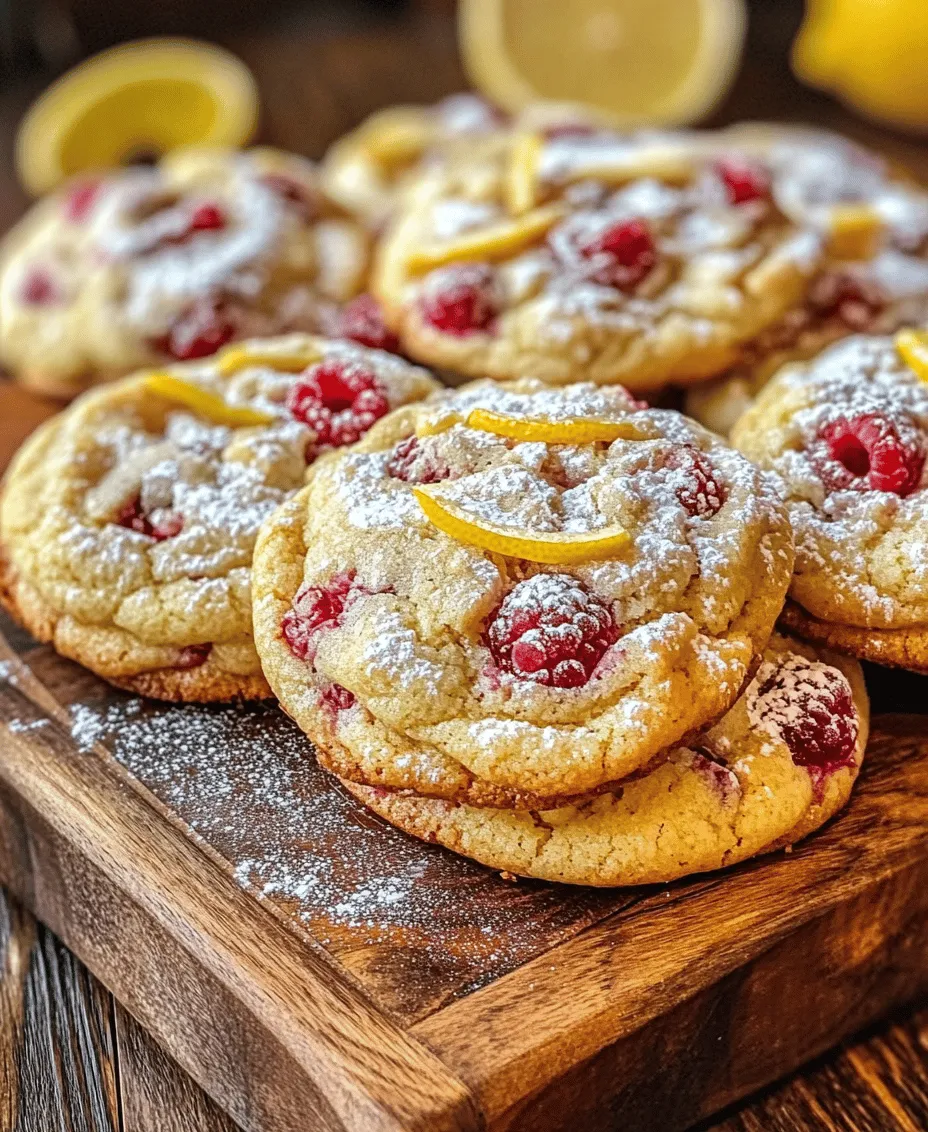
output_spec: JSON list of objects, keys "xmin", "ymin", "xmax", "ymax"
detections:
[{"xmin": 0, "ymin": 3, "xmax": 926, "ymax": 1129}]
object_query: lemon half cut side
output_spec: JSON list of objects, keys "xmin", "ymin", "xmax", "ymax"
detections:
[
  {"xmin": 16, "ymin": 38, "xmax": 259, "ymax": 195},
  {"xmin": 459, "ymin": 0, "xmax": 747, "ymax": 128}
]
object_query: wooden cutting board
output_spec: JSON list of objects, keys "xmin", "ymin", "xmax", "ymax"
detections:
[{"xmin": 0, "ymin": 606, "xmax": 926, "ymax": 1132}]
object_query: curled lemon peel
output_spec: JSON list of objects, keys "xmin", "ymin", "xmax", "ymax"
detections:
[
  {"xmin": 414, "ymin": 486, "xmax": 630, "ymax": 564},
  {"xmin": 415, "ymin": 411, "xmax": 464, "ymax": 437},
  {"xmin": 143, "ymin": 372, "xmax": 275, "ymax": 427},
  {"xmin": 827, "ymin": 204, "xmax": 883, "ymax": 260},
  {"xmin": 895, "ymin": 329, "xmax": 928, "ymax": 383},
  {"xmin": 465, "ymin": 408, "xmax": 648, "ymax": 444},
  {"xmin": 407, "ymin": 204, "xmax": 565, "ymax": 273},
  {"xmin": 506, "ymin": 132, "xmax": 543, "ymax": 215},
  {"xmin": 216, "ymin": 344, "xmax": 322, "ymax": 376}
]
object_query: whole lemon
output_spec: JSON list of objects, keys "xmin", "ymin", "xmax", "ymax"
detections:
[{"xmin": 794, "ymin": 0, "xmax": 928, "ymax": 132}]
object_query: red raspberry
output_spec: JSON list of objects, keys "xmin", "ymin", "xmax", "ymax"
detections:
[
  {"xmin": 115, "ymin": 497, "xmax": 184, "ymax": 540},
  {"xmin": 336, "ymin": 294, "xmax": 400, "ymax": 353},
  {"xmin": 287, "ymin": 360, "xmax": 390, "ymax": 453},
  {"xmin": 758, "ymin": 657, "xmax": 858, "ymax": 783},
  {"xmin": 667, "ymin": 447, "xmax": 727, "ymax": 518},
  {"xmin": 578, "ymin": 218, "xmax": 657, "ymax": 291},
  {"xmin": 487, "ymin": 573, "xmax": 619, "ymax": 688},
  {"xmin": 815, "ymin": 412, "xmax": 924, "ymax": 497},
  {"xmin": 320, "ymin": 683, "xmax": 356, "ymax": 714},
  {"xmin": 716, "ymin": 158, "xmax": 770, "ymax": 205},
  {"xmin": 20, "ymin": 267, "xmax": 59, "ymax": 305},
  {"xmin": 385, "ymin": 436, "xmax": 450, "ymax": 484},
  {"xmin": 188, "ymin": 202, "xmax": 227, "ymax": 232},
  {"xmin": 156, "ymin": 298, "xmax": 236, "ymax": 361},
  {"xmin": 176, "ymin": 644, "xmax": 212, "ymax": 669},
  {"xmin": 420, "ymin": 264, "xmax": 497, "ymax": 335},
  {"xmin": 281, "ymin": 572, "xmax": 359, "ymax": 662},
  {"xmin": 63, "ymin": 179, "xmax": 103, "ymax": 223},
  {"xmin": 809, "ymin": 271, "xmax": 884, "ymax": 330},
  {"xmin": 262, "ymin": 173, "xmax": 316, "ymax": 220}
]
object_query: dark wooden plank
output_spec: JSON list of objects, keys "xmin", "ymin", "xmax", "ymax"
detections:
[
  {"xmin": 0, "ymin": 888, "xmax": 33, "ymax": 1131},
  {"xmin": 114, "ymin": 1003, "xmax": 236, "ymax": 1132}
]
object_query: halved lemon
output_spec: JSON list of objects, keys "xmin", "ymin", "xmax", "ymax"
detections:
[
  {"xmin": 143, "ymin": 373, "xmax": 275, "ymax": 427},
  {"xmin": 459, "ymin": 0, "xmax": 747, "ymax": 127},
  {"xmin": 414, "ymin": 486, "xmax": 630, "ymax": 564},
  {"xmin": 895, "ymin": 329, "xmax": 928, "ymax": 383},
  {"xmin": 216, "ymin": 344, "xmax": 322, "ymax": 377},
  {"xmin": 16, "ymin": 39, "xmax": 259, "ymax": 196},
  {"xmin": 466, "ymin": 408, "xmax": 648, "ymax": 444}
]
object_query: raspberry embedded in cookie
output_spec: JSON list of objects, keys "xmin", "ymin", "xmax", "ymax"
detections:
[
  {"xmin": 320, "ymin": 682, "xmax": 356, "ymax": 714},
  {"xmin": 716, "ymin": 158, "xmax": 770, "ymax": 206},
  {"xmin": 20, "ymin": 267, "xmax": 59, "ymax": 306},
  {"xmin": 667, "ymin": 447, "xmax": 727, "ymax": 518},
  {"xmin": 116, "ymin": 496, "xmax": 184, "ymax": 541},
  {"xmin": 758, "ymin": 658, "xmax": 858, "ymax": 780},
  {"xmin": 188, "ymin": 202, "xmax": 227, "ymax": 233},
  {"xmin": 385, "ymin": 436, "xmax": 450, "ymax": 484},
  {"xmin": 336, "ymin": 294, "xmax": 400, "ymax": 353},
  {"xmin": 287, "ymin": 360, "xmax": 390, "ymax": 453},
  {"xmin": 578, "ymin": 218, "xmax": 657, "ymax": 291},
  {"xmin": 809, "ymin": 271, "xmax": 884, "ymax": 330},
  {"xmin": 63, "ymin": 179, "xmax": 103, "ymax": 223},
  {"xmin": 487, "ymin": 573, "xmax": 619, "ymax": 688},
  {"xmin": 176, "ymin": 643, "xmax": 212, "ymax": 669},
  {"xmin": 816, "ymin": 412, "xmax": 925, "ymax": 497},
  {"xmin": 262, "ymin": 173, "xmax": 317, "ymax": 221},
  {"xmin": 419, "ymin": 264, "xmax": 498, "ymax": 335},
  {"xmin": 281, "ymin": 572, "xmax": 359, "ymax": 661},
  {"xmin": 157, "ymin": 298, "xmax": 236, "ymax": 361}
]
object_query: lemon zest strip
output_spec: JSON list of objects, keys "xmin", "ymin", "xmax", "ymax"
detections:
[{"xmin": 143, "ymin": 373, "xmax": 275, "ymax": 427}]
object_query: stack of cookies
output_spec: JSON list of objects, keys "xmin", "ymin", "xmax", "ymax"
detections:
[{"xmin": 6, "ymin": 94, "xmax": 926, "ymax": 886}]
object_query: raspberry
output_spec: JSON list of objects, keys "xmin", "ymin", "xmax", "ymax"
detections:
[
  {"xmin": 155, "ymin": 298, "xmax": 236, "ymax": 360},
  {"xmin": 578, "ymin": 218, "xmax": 656, "ymax": 291},
  {"xmin": 20, "ymin": 267, "xmax": 59, "ymax": 305},
  {"xmin": 336, "ymin": 294, "xmax": 400, "ymax": 353},
  {"xmin": 420, "ymin": 264, "xmax": 497, "ymax": 335},
  {"xmin": 64, "ymin": 179, "xmax": 102, "ymax": 222},
  {"xmin": 385, "ymin": 436, "xmax": 450, "ymax": 484},
  {"xmin": 716, "ymin": 158, "xmax": 770, "ymax": 205},
  {"xmin": 487, "ymin": 573, "xmax": 619, "ymax": 688},
  {"xmin": 287, "ymin": 360, "xmax": 390, "ymax": 453},
  {"xmin": 176, "ymin": 644, "xmax": 212, "ymax": 669},
  {"xmin": 262, "ymin": 173, "xmax": 316, "ymax": 220},
  {"xmin": 758, "ymin": 657, "xmax": 858, "ymax": 783},
  {"xmin": 809, "ymin": 271, "xmax": 884, "ymax": 330},
  {"xmin": 188, "ymin": 202, "xmax": 227, "ymax": 232},
  {"xmin": 667, "ymin": 447, "xmax": 726, "ymax": 518},
  {"xmin": 320, "ymin": 683, "xmax": 356, "ymax": 714},
  {"xmin": 815, "ymin": 412, "xmax": 924, "ymax": 497},
  {"xmin": 281, "ymin": 572, "xmax": 359, "ymax": 661},
  {"xmin": 116, "ymin": 496, "xmax": 184, "ymax": 541}
]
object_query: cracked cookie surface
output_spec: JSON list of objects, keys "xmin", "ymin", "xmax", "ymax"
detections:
[
  {"xmin": 343, "ymin": 634, "xmax": 868, "ymax": 886},
  {"xmin": 0, "ymin": 335, "xmax": 438, "ymax": 700},
  {"xmin": 0, "ymin": 147, "xmax": 370, "ymax": 398},
  {"xmin": 252, "ymin": 379, "xmax": 794, "ymax": 805}
]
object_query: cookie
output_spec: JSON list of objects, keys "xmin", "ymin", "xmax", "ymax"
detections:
[
  {"xmin": 252, "ymin": 379, "xmax": 794, "ymax": 807},
  {"xmin": 0, "ymin": 146, "xmax": 371, "ymax": 398},
  {"xmin": 342, "ymin": 634, "xmax": 869, "ymax": 887},
  {"xmin": 732, "ymin": 334, "xmax": 928, "ymax": 670},
  {"xmin": 0, "ymin": 336, "xmax": 439, "ymax": 700},
  {"xmin": 371, "ymin": 126, "xmax": 825, "ymax": 391},
  {"xmin": 686, "ymin": 127, "xmax": 928, "ymax": 435}
]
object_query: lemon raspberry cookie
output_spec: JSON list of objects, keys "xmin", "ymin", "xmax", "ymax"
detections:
[
  {"xmin": 733, "ymin": 333, "xmax": 928, "ymax": 672},
  {"xmin": 0, "ymin": 336, "xmax": 438, "ymax": 700},
  {"xmin": 252, "ymin": 380, "xmax": 794, "ymax": 808},
  {"xmin": 0, "ymin": 147, "xmax": 371, "ymax": 398},
  {"xmin": 371, "ymin": 127, "xmax": 825, "ymax": 391},
  {"xmin": 343, "ymin": 634, "xmax": 868, "ymax": 886},
  {"xmin": 687, "ymin": 127, "xmax": 928, "ymax": 434}
]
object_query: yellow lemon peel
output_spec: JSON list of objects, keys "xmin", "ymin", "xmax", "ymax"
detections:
[
  {"xmin": 466, "ymin": 408, "xmax": 648, "ymax": 444},
  {"xmin": 506, "ymin": 132, "xmax": 543, "ymax": 214},
  {"xmin": 407, "ymin": 204, "xmax": 565, "ymax": 273},
  {"xmin": 216, "ymin": 344, "xmax": 322, "ymax": 376},
  {"xmin": 415, "ymin": 412, "xmax": 464, "ymax": 437},
  {"xmin": 827, "ymin": 204, "xmax": 884, "ymax": 261},
  {"xmin": 895, "ymin": 329, "xmax": 928, "ymax": 383},
  {"xmin": 414, "ymin": 487, "xmax": 630, "ymax": 564},
  {"xmin": 143, "ymin": 373, "xmax": 275, "ymax": 427}
]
